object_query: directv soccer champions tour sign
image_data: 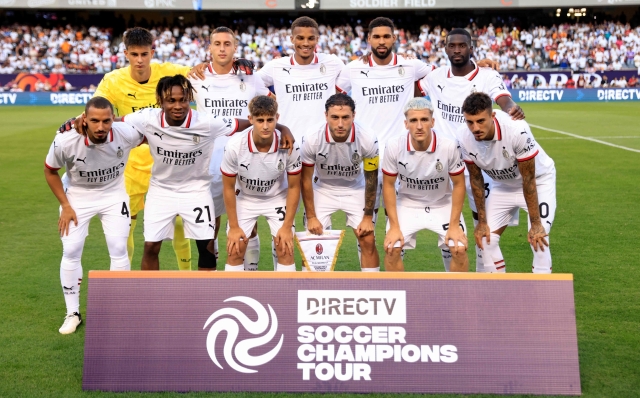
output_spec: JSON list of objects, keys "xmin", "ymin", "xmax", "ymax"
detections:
[{"xmin": 83, "ymin": 272, "xmax": 580, "ymax": 395}]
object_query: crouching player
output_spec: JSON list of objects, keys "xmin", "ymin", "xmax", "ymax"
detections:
[
  {"xmin": 458, "ymin": 93, "xmax": 556, "ymax": 273},
  {"xmin": 44, "ymin": 97, "xmax": 144, "ymax": 334},
  {"xmin": 301, "ymin": 94, "xmax": 380, "ymax": 271},
  {"xmin": 120, "ymin": 76, "xmax": 294, "ymax": 271},
  {"xmin": 382, "ymin": 98, "xmax": 468, "ymax": 272},
  {"xmin": 221, "ymin": 96, "xmax": 302, "ymax": 272}
]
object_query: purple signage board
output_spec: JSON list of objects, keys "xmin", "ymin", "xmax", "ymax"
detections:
[{"xmin": 83, "ymin": 271, "xmax": 580, "ymax": 395}]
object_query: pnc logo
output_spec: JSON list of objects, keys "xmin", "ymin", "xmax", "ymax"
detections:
[
  {"xmin": 315, "ymin": 243, "xmax": 323, "ymax": 255},
  {"xmin": 204, "ymin": 296, "xmax": 283, "ymax": 373}
]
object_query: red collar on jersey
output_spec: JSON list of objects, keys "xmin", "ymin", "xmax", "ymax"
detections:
[
  {"xmin": 406, "ymin": 130, "xmax": 437, "ymax": 153},
  {"xmin": 324, "ymin": 124, "xmax": 356, "ymax": 143},
  {"xmin": 492, "ymin": 117, "xmax": 503, "ymax": 141},
  {"xmin": 290, "ymin": 54, "xmax": 319, "ymax": 65},
  {"xmin": 84, "ymin": 129, "xmax": 113, "ymax": 146},
  {"xmin": 207, "ymin": 63, "xmax": 213, "ymax": 74},
  {"xmin": 248, "ymin": 129, "xmax": 279, "ymax": 153},
  {"xmin": 447, "ymin": 62, "xmax": 479, "ymax": 81},
  {"xmin": 368, "ymin": 53, "xmax": 398, "ymax": 67},
  {"xmin": 160, "ymin": 109, "xmax": 193, "ymax": 129}
]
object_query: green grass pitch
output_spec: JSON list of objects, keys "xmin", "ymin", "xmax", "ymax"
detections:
[{"xmin": 0, "ymin": 103, "xmax": 638, "ymax": 397}]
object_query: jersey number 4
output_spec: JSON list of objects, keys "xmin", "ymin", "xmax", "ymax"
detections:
[{"xmin": 121, "ymin": 202, "xmax": 130, "ymax": 217}]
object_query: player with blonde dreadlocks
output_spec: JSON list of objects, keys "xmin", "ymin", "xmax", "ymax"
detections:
[{"xmin": 118, "ymin": 75, "xmax": 297, "ymax": 270}]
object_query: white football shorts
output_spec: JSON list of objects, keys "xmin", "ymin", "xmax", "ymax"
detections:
[
  {"xmin": 61, "ymin": 194, "xmax": 130, "ymax": 243},
  {"xmin": 464, "ymin": 169, "xmax": 519, "ymax": 227},
  {"xmin": 386, "ymin": 202, "xmax": 467, "ymax": 250},
  {"xmin": 232, "ymin": 195, "xmax": 290, "ymax": 237},
  {"xmin": 209, "ymin": 174, "xmax": 226, "ymax": 218},
  {"xmin": 486, "ymin": 175, "xmax": 556, "ymax": 233},
  {"xmin": 144, "ymin": 188, "xmax": 215, "ymax": 241},
  {"xmin": 313, "ymin": 188, "xmax": 365, "ymax": 230}
]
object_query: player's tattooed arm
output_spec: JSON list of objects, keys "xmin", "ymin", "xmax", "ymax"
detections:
[
  {"xmin": 357, "ymin": 169, "xmax": 378, "ymax": 237},
  {"xmin": 382, "ymin": 173, "xmax": 403, "ymax": 254},
  {"xmin": 467, "ymin": 162, "xmax": 490, "ymax": 249},
  {"xmin": 44, "ymin": 167, "xmax": 77, "ymax": 236},
  {"xmin": 496, "ymin": 96, "xmax": 525, "ymax": 120},
  {"xmin": 518, "ymin": 158, "xmax": 549, "ymax": 252},
  {"xmin": 301, "ymin": 165, "xmax": 322, "ymax": 235}
]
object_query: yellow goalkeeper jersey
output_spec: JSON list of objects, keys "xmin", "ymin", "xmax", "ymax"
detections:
[{"xmin": 93, "ymin": 62, "xmax": 191, "ymax": 172}]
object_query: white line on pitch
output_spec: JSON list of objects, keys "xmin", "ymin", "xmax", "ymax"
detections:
[
  {"xmin": 536, "ymin": 136, "xmax": 640, "ymax": 140},
  {"xmin": 529, "ymin": 124, "xmax": 640, "ymax": 153}
]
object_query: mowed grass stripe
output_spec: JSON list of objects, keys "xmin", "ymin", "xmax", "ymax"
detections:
[{"xmin": 0, "ymin": 104, "xmax": 638, "ymax": 397}]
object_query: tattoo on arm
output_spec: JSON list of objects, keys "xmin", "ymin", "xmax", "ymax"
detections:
[
  {"xmin": 468, "ymin": 163, "xmax": 486, "ymax": 221},
  {"xmin": 519, "ymin": 159, "xmax": 541, "ymax": 223},
  {"xmin": 364, "ymin": 169, "xmax": 378, "ymax": 216}
]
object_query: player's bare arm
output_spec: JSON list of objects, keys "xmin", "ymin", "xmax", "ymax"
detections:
[
  {"xmin": 222, "ymin": 174, "xmax": 247, "ymax": 257},
  {"xmin": 496, "ymin": 96, "xmax": 525, "ymax": 120},
  {"xmin": 445, "ymin": 172, "xmax": 468, "ymax": 253},
  {"xmin": 467, "ymin": 162, "xmax": 490, "ymax": 249},
  {"xmin": 518, "ymin": 157, "xmax": 549, "ymax": 252},
  {"xmin": 357, "ymin": 169, "xmax": 378, "ymax": 238},
  {"xmin": 301, "ymin": 165, "xmax": 323, "ymax": 235},
  {"xmin": 44, "ymin": 167, "xmax": 77, "ymax": 236},
  {"xmin": 275, "ymin": 172, "xmax": 301, "ymax": 257}
]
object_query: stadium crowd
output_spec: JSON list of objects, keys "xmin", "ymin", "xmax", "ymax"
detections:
[{"xmin": 2, "ymin": 20, "xmax": 640, "ymax": 79}]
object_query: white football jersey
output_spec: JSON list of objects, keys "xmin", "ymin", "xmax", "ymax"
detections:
[
  {"xmin": 335, "ymin": 54, "xmax": 435, "ymax": 151},
  {"xmin": 456, "ymin": 110, "xmax": 555, "ymax": 189},
  {"xmin": 256, "ymin": 53, "xmax": 347, "ymax": 141},
  {"xmin": 122, "ymin": 108, "xmax": 238, "ymax": 195},
  {"xmin": 301, "ymin": 121, "xmax": 379, "ymax": 194},
  {"xmin": 417, "ymin": 63, "xmax": 511, "ymax": 141},
  {"xmin": 191, "ymin": 63, "xmax": 270, "ymax": 177},
  {"xmin": 220, "ymin": 128, "xmax": 302, "ymax": 200},
  {"xmin": 381, "ymin": 130, "xmax": 465, "ymax": 209},
  {"xmin": 45, "ymin": 123, "xmax": 144, "ymax": 208}
]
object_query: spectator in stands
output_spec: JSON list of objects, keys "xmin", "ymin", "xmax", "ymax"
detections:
[{"xmin": 566, "ymin": 75, "xmax": 576, "ymax": 88}]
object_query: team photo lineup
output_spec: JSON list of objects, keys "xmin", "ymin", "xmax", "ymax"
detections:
[{"xmin": 43, "ymin": 16, "xmax": 557, "ymax": 335}]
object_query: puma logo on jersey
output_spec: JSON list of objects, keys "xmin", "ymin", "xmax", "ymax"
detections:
[
  {"xmin": 201, "ymin": 85, "xmax": 210, "ymax": 92},
  {"xmin": 76, "ymin": 157, "xmax": 86, "ymax": 164},
  {"xmin": 282, "ymin": 67, "xmax": 291, "ymax": 74},
  {"xmin": 208, "ymin": 223, "xmax": 214, "ymax": 229},
  {"xmin": 546, "ymin": 221, "xmax": 552, "ymax": 226},
  {"xmin": 468, "ymin": 153, "xmax": 478, "ymax": 160},
  {"xmin": 398, "ymin": 161, "xmax": 408, "ymax": 169},
  {"xmin": 240, "ymin": 163, "xmax": 250, "ymax": 170},
  {"xmin": 154, "ymin": 132, "xmax": 164, "ymax": 140},
  {"xmin": 318, "ymin": 153, "xmax": 328, "ymax": 159},
  {"xmin": 127, "ymin": 92, "xmax": 137, "ymax": 99},
  {"xmin": 360, "ymin": 71, "xmax": 370, "ymax": 77},
  {"xmin": 437, "ymin": 85, "xmax": 445, "ymax": 92}
]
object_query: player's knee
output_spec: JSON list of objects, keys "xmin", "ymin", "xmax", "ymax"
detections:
[
  {"xmin": 62, "ymin": 241, "xmax": 84, "ymax": 261},
  {"xmin": 143, "ymin": 241, "xmax": 162, "ymax": 256},
  {"xmin": 357, "ymin": 234, "xmax": 377, "ymax": 254},
  {"xmin": 106, "ymin": 236, "xmax": 128, "ymax": 258},
  {"xmin": 196, "ymin": 239, "xmax": 216, "ymax": 269}
]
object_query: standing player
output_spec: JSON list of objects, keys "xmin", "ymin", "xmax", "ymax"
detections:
[
  {"xmin": 458, "ymin": 93, "xmax": 556, "ymax": 273},
  {"xmin": 416, "ymin": 28, "xmax": 526, "ymax": 272},
  {"xmin": 382, "ymin": 98, "xmax": 468, "ymax": 272},
  {"xmin": 121, "ymin": 76, "xmax": 294, "ymax": 271},
  {"xmin": 220, "ymin": 96, "xmax": 302, "ymax": 272},
  {"xmin": 44, "ymin": 97, "xmax": 144, "ymax": 334},
  {"xmin": 192, "ymin": 26, "xmax": 272, "ymax": 271},
  {"xmin": 301, "ymin": 94, "xmax": 380, "ymax": 271}
]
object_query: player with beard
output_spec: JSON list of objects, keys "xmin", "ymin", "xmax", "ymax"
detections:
[
  {"xmin": 417, "ymin": 28, "xmax": 525, "ymax": 272},
  {"xmin": 45, "ymin": 97, "xmax": 145, "ymax": 334},
  {"xmin": 120, "ymin": 76, "xmax": 294, "ymax": 271},
  {"xmin": 191, "ymin": 27, "xmax": 272, "ymax": 271}
]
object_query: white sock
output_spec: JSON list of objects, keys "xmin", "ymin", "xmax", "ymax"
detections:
[
  {"xmin": 225, "ymin": 264, "xmax": 244, "ymax": 272},
  {"xmin": 532, "ymin": 236, "xmax": 552, "ymax": 274},
  {"xmin": 60, "ymin": 239, "xmax": 84, "ymax": 315},
  {"xmin": 276, "ymin": 263, "xmax": 296, "ymax": 272},
  {"xmin": 441, "ymin": 248, "xmax": 452, "ymax": 272},
  {"xmin": 482, "ymin": 234, "xmax": 505, "ymax": 273},
  {"xmin": 106, "ymin": 235, "xmax": 130, "ymax": 271},
  {"xmin": 361, "ymin": 267, "xmax": 380, "ymax": 272},
  {"xmin": 357, "ymin": 241, "xmax": 362, "ymax": 265},
  {"xmin": 213, "ymin": 238, "xmax": 219, "ymax": 260},
  {"xmin": 473, "ymin": 219, "xmax": 485, "ymax": 272},
  {"xmin": 271, "ymin": 240, "xmax": 279, "ymax": 271},
  {"xmin": 243, "ymin": 235, "xmax": 260, "ymax": 271}
]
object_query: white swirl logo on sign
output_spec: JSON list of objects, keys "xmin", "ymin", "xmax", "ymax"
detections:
[{"xmin": 204, "ymin": 297, "xmax": 283, "ymax": 373}]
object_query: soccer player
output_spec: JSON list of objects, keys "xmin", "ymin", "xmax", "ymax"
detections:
[
  {"xmin": 44, "ymin": 97, "xmax": 144, "ymax": 334},
  {"xmin": 121, "ymin": 76, "xmax": 294, "ymax": 271},
  {"xmin": 416, "ymin": 28, "xmax": 525, "ymax": 271},
  {"xmin": 382, "ymin": 98, "xmax": 468, "ymax": 272},
  {"xmin": 220, "ymin": 96, "xmax": 302, "ymax": 272},
  {"xmin": 457, "ymin": 93, "xmax": 556, "ymax": 273},
  {"xmin": 301, "ymin": 94, "xmax": 380, "ymax": 271},
  {"xmin": 192, "ymin": 26, "xmax": 272, "ymax": 271}
]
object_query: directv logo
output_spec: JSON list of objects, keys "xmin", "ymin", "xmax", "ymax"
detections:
[{"xmin": 298, "ymin": 290, "xmax": 406, "ymax": 323}]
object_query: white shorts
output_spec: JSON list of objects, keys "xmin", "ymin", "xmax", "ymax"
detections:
[
  {"xmin": 386, "ymin": 202, "xmax": 467, "ymax": 249},
  {"xmin": 209, "ymin": 174, "xmax": 226, "ymax": 218},
  {"xmin": 144, "ymin": 189, "xmax": 215, "ymax": 242},
  {"xmin": 486, "ymin": 176, "xmax": 556, "ymax": 233},
  {"xmin": 314, "ymin": 188, "xmax": 365, "ymax": 230},
  {"xmin": 61, "ymin": 195, "xmax": 130, "ymax": 243},
  {"xmin": 464, "ymin": 169, "xmax": 519, "ymax": 227},
  {"xmin": 232, "ymin": 196, "xmax": 290, "ymax": 237}
]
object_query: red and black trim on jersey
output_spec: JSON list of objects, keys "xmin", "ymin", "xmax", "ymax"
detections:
[
  {"xmin": 517, "ymin": 150, "xmax": 539, "ymax": 162},
  {"xmin": 160, "ymin": 110, "xmax": 193, "ymax": 129},
  {"xmin": 494, "ymin": 93, "xmax": 512, "ymax": 101},
  {"xmin": 248, "ymin": 129, "xmax": 279, "ymax": 153},
  {"xmin": 381, "ymin": 168, "xmax": 398, "ymax": 177},
  {"xmin": 45, "ymin": 162, "xmax": 60, "ymax": 171},
  {"xmin": 406, "ymin": 131, "xmax": 437, "ymax": 152},
  {"xmin": 449, "ymin": 167, "xmax": 465, "ymax": 176},
  {"xmin": 220, "ymin": 168, "xmax": 237, "ymax": 178},
  {"xmin": 368, "ymin": 53, "xmax": 398, "ymax": 67},
  {"xmin": 447, "ymin": 62, "xmax": 479, "ymax": 81},
  {"xmin": 291, "ymin": 54, "xmax": 318, "ymax": 65},
  {"xmin": 287, "ymin": 167, "xmax": 302, "ymax": 175},
  {"xmin": 492, "ymin": 117, "xmax": 503, "ymax": 141},
  {"xmin": 84, "ymin": 129, "xmax": 113, "ymax": 146},
  {"xmin": 324, "ymin": 123, "xmax": 356, "ymax": 143}
]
